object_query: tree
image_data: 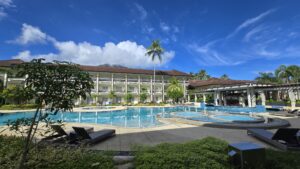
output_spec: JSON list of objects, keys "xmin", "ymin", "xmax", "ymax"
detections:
[
  {"xmin": 124, "ymin": 92, "xmax": 133, "ymax": 104},
  {"xmin": 146, "ymin": 40, "xmax": 164, "ymax": 103},
  {"xmin": 286, "ymin": 65, "xmax": 300, "ymax": 83},
  {"xmin": 166, "ymin": 77, "xmax": 184, "ymax": 103},
  {"xmin": 275, "ymin": 65, "xmax": 288, "ymax": 83},
  {"xmin": 139, "ymin": 86, "xmax": 148, "ymax": 103},
  {"xmin": 108, "ymin": 90, "xmax": 117, "ymax": 104},
  {"xmin": 0, "ymin": 85, "xmax": 33, "ymax": 104},
  {"xmin": 255, "ymin": 72, "xmax": 277, "ymax": 84},
  {"xmin": 220, "ymin": 74, "xmax": 229, "ymax": 80},
  {"xmin": 15, "ymin": 59, "xmax": 94, "ymax": 169},
  {"xmin": 193, "ymin": 69, "xmax": 210, "ymax": 80}
]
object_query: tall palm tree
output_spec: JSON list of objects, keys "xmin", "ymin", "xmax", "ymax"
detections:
[
  {"xmin": 286, "ymin": 65, "xmax": 300, "ymax": 83},
  {"xmin": 255, "ymin": 72, "xmax": 276, "ymax": 84},
  {"xmin": 196, "ymin": 69, "xmax": 210, "ymax": 80},
  {"xmin": 220, "ymin": 74, "xmax": 229, "ymax": 80},
  {"xmin": 275, "ymin": 65, "xmax": 288, "ymax": 83},
  {"xmin": 146, "ymin": 40, "xmax": 164, "ymax": 103}
]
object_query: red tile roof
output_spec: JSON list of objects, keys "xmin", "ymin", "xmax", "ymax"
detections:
[
  {"xmin": 0, "ymin": 59, "xmax": 24, "ymax": 67},
  {"xmin": 188, "ymin": 78, "xmax": 254, "ymax": 88},
  {"xmin": 0, "ymin": 59, "xmax": 190, "ymax": 76}
]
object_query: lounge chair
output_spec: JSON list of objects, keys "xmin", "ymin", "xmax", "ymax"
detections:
[
  {"xmin": 247, "ymin": 128, "xmax": 300, "ymax": 151},
  {"xmin": 42, "ymin": 125, "xmax": 94, "ymax": 143},
  {"xmin": 72, "ymin": 127, "xmax": 115, "ymax": 144},
  {"xmin": 269, "ymin": 109, "xmax": 298, "ymax": 117}
]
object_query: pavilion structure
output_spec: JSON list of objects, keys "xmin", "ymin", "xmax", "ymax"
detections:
[{"xmin": 188, "ymin": 78, "xmax": 300, "ymax": 109}]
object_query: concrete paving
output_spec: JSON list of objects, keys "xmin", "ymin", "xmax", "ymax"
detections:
[{"xmin": 89, "ymin": 117, "xmax": 300, "ymax": 151}]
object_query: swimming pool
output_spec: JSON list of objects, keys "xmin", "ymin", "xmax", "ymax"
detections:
[{"xmin": 0, "ymin": 106, "xmax": 264, "ymax": 128}]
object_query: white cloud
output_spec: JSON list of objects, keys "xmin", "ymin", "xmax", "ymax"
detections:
[
  {"xmin": 0, "ymin": 9, "xmax": 7, "ymax": 19},
  {"xmin": 160, "ymin": 22, "xmax": 170, "ymax": 32},
  {"xmin": 9, "ymin": 23, "xmax": 49, "ymax": 45},
  {"xmin": 0, "ymin": 0, "xmax": 14, "ymax": 20},
  {"xmin": 12, "ymin": 24, "xmax": 175, "ymax": 68},
  {"xmin": 227, "ymin": 9, "xmax": 276, "ymax": 39},
  {"xmin": 134, "ymin": 3, "xmax": 147, "ymax": 20},
  {"xmin": 243, "ymin": 25, "xmax": 267, "ymax": 42},
  {"xmin": 0, "ymin": 0, "xmax": 14, "ymax": 8}
]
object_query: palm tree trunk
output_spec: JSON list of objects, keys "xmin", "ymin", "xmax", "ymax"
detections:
[{"xmin": 153, "ymin": 65, "xmax": 155, "ymax": 103}]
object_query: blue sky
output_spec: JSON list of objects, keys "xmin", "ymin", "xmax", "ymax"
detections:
[{"xmin": 0, "ymin": 0, "xmax": 300, "ymax": 80}]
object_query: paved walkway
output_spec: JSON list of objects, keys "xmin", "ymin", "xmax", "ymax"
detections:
[{"xmin": 89, "ymin": 117, "xmax": 300, "ymax": 151}]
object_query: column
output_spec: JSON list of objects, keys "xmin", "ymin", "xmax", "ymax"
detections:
[
  {"xmin": 247, "ymin": 88, "xmax": 252, "ymax": 107},
  {"xmin": 239, "ymin": 96, "xmax": 245, "ymax": 107},
  {"xmin": 259, "ymin": 91, "xmax": 266, "ymax": 106},
  {"xmin": 111, "ymin": 73, "xmax": 114, "ymax": 91},
  {"xmin": 138, "ymin": 75, "xmax": 141, "ymax": 102},
  {"xmin": 251, "ymin": 89, "xmax": 256, "ymax": 107},
  {"xmin": 150, "ymin": 78, "xmax": 153, "ymax": 102},
  {"xmin": 96, "ymin": 74, "xmax": 99, "ymax": 103},
  {"xmin": 202, "ymin": 94, "xmax": 206, "ymax": 103},
  {"xmin": 162, "ymin": 76, "xmax": 165, "ymax": 102},
  {"xmin": 288, "ymin": 89, "xmax": 296, "ymax": 109},
  {"xmin": 214, "ymin": 91, "xmax": 218, "ymax": 106},
  {"xmin": 188, "ymin": 95, "xmax": 190, "ymax": 102},
  {"xmin": 125, "ymin": 74, "xmax": 128, "ymax": 94},
  {"xmin": 183, "ymin": 80, "xmax": 186, "ymax": 100},
  {"xmin": 195, "ymin": 94, "xmax": 198, "ymax": 102},
  {"xmin": 223, "ymin": 93, "xmax": 227, "ymax": 106},
  {"xmin": 3, "ymin": 73, "xmax": 7, "ymax": 88},
  {"xmin": 24, "ymin": 74, "xmax": 29, "ymax": 88}
]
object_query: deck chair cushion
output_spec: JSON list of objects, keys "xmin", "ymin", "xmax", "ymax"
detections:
[
  {"xmin": 72, "ymin": 127, "xmax": 92, "ymax": 139},
  {"xmin": 272, "ymin": 128, "xmax": 299, "ymax": 145}
]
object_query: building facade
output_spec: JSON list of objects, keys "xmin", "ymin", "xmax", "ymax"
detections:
[{"xmin": 0, "ymin": 59, "xmax": 190, "ymax": 104}]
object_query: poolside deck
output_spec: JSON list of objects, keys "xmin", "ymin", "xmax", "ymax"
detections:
[{"xmin": 86, "ymin": 117, "xmax": 300, "ymax": 151}]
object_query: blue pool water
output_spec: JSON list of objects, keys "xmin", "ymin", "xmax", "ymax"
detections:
[{"xmin": 0, "ymin": 106, "xmax": 263, "ymax": 128}]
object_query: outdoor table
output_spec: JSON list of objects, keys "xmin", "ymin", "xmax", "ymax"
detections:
[{"xmin": 228, "ymin": 142, "xmax": 265, "ymax": 169}]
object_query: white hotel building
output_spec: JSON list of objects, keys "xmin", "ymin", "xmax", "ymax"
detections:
[{"xmin": 0, "ymin": 59, "xmax": 190, "ymax": 104}]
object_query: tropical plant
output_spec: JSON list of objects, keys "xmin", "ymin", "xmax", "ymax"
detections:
[
  {"xmin": 0, "ymin": 85, "xmax": 33, "ymax": 104},
  {"xmin": 193, "ymin": 69, "xmax": 211, "ymax": 80},
  {"xmin": 13, "ymin": 58, "xmax": 94, "ymax": 169},
  {"xmin": 108, "ymin": 90, "xmax": 116, "ymax": 103},
  {"xmin": 255, "ymin": 72, "xmax": 277, "ymax": 84},
  {"xmin": 166, "ymin": 77, "xmax": 184, "ymax": 103},
  {"xmin": 146, "ymin": 40, "xmax": 164, "ymax": 102},
  {"xmin": 286, "ymin": 65, "xmax": 300, "ymax": 83},
  {"xmin": 275, "ymin": 65, "xmax": 288, "ymax": 83},
  {"xmin": 220, "ymin": 74, "xmax": 229, "ymax": 80},
  {"xmin": 124, "ymin": 92, "xmax": 134, "ymax": 103},
  {"xmin": 139, "ymin": 87, "xmax": 148, "ymax": 103}
]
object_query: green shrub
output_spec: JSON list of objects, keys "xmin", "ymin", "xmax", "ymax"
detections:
[
  {"xmin": 0, "ymin": 136, "xmax": 114, "ymax": 169},
  {"xmin": 264, "ymin": 149, "xmax": 300, "ymax": 169},
  {"xmin": 134, "ymin": 137, "xmax": 231, "ymax": 169},
  {"xmin": 0, "ymin": 104, "xmax": 37, "ymax": 110}
]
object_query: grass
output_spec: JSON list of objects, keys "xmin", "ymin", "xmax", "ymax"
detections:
[{"xmin": 0, "ymin": 104, "xmax": 37, "ymax": 110}]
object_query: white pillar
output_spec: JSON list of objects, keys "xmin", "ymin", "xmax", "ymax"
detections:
[
  {"xmin": 125, "ymin": 74, "xmax": 128, "ymax": 94},
  {"xmin": 162, "ymin": 76, "xmax": 165, "ymax": 102},
  {"xmin": 239, "ymin": 96, "xmax": 245, "ymax": 107},
  {"xmin": 251, "ymin": 89, "xmax": 256, "ymax": 107},
  {"xmin": 195, "ymin": 94, "xmax": 198, "ymax": 102},
  {"xmin": 183, "ymin": 80, "xmax": 186, "ymax": 100},
  {"xmin": 3, "ymin": 73, "xmax": 7, "ymax": 87},
  {"xmin": 288, "ymin": 89, "xmax": 296, "ymax": 109},
  {"xmin": 111, "ymin": 73, "xmax": 114, "ymax": 91},
  {"xmin": 96, "ymin": 74, "xmax": 99, "ymax": 103},
  {"xmin": 138, "ymin": 75, "xmax": 141, "ymax": 102},
  {"xmin": 259, "ymin": 91, "xmax": 266, "ymax": 106},
  {"xmin": 203, "ymin": 94, "xmax": 206, "ymax": 103},
  {"xmin": 214, "ymin": 91, "xmax": 218, "ymax": 106},
  {"xmin": 150, "ymin": 78, "xmax": 153, "ymax": 102},
  {"xmin": 188, "ymin": 95, "xmax": 190, "ymax": 102},
  {"xmin": 247, "ymin": 88, "xmax": 252, "ymax": 107},
  {"xmin": 223, "ymin": 93, "xmax": 227, "ymax": 106}
]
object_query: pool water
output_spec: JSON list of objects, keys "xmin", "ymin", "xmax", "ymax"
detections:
[{"xmin": 0, "ymin": 106, "xmax": 262, "ymax": 128}]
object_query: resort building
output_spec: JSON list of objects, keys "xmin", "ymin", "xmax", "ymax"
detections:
[
  {"xmin": 0, "ymin": 59, "xmax": 190, "ymax": 104},
  {"xmin": 188, "ymin": 78, "xmax": 300, "ymax": 109}
]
